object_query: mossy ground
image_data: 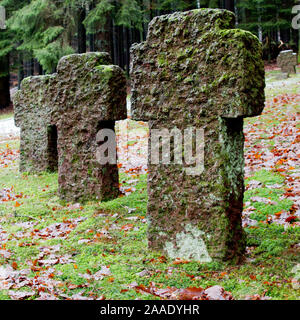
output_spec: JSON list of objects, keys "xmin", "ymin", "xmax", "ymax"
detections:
[{"xmin": 0, "ymin": 69, "xmax": 299, "ymax": 300}]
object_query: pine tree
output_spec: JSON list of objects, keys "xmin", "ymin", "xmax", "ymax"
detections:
[
  {"xmin": 4, "ymin": 0, "xmax": 74, "ymax": 73},
  {"xmin": 237, "ymin": 0, "xmax": 298, "ymax": 60}
]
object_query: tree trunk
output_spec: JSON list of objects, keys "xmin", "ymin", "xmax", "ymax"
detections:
[
  {"xmin": 88, "ymin": 1, "xmax": 95, "ymax": 52},
  {"xmin": 17, "ymin": 53, "xmax": 24, "ymax": 89},
  {"xmin": 223, "ymin": 0, "xmax": 234, "ymax": 12},
  {"xmin": 0, "ymin": 54, "xmax": 11, "ymax": 110},
  {"xmin": 112, "ymin": 19, "xmax": 118, "ymax": 65},
  {"xmin": 77, "ymin": 6, "xmax": 87, "ymax": 53}
]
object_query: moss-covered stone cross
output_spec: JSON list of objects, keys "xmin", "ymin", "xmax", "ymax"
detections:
[
  {"xmin": 130, "ymin": 9, "xmax": 265, "ymax": 262},
  {"xmin": 49, "ymin": 52, "xmax": 127, "ymax": 202},
  {"xmin": 14, "ymin": 75, "xmax": 57, "ymax": 173},
  {"xmin": 14, "ymin": 52, "xmax": 127, "ymax": 202},
  {"xmin": 277, "ymin": 50, "xmax": 297, "ymax": 75}
]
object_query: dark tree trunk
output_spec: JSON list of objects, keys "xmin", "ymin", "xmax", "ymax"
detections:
[
  {"xmin": 124, "ymin": 27, "xmax": 130, "ymax": 75},
  {"xmin": 88, "ymin": 1, "xmax": 95, "ymax": 52},
  {"xmin": 112, "ymin": 19, "xmax": 118, "ymax": 65},
  {"xmin": 118, "ymin": 25, "xmax": 124, "ymax": 69},
  {"xmin": 77, "ymin": 6, "xmax": 87, "ymax": 53},
  {"xmin": 223, "ymin": 0, "xmax": 234, "ymax": 12},
  {"xmin": 36, "ymin": 60, "xmax": 43, "ymax": 75},
  {"xmin": 28, "ymin": 58, "xmax": 34, "ymax": 76},
  {"xmin": 89, "ymin": 33, "xmax": 95, "ymax": 52},
  {"xmin": 17, "ymin": 53, "xmax": 24, "ymax": 89},
  {"xmin": 0, "ymin": 55, "xmax": 11, "ymax": 110}
]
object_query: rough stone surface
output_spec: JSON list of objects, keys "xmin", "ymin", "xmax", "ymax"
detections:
[
  {"xmin": 130, "ymin": 9, "xmax": 265, "ymax": 262},
  {"xmin": 14, "ymin": 75, "xmax": 56, "ymax": 172},
  {"xmin": 14, "ymin": 52, "xmax": 127, "ymax": 202},
  {"xmin": 50, "ymin": 52, "xmax": 127, "ymax": 202},
  {"xmin": 277, "ymin": 50, "xmax": 297, "ymax": 75}
]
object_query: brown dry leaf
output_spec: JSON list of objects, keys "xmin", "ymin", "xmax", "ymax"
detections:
[
  {"xmin": 38, "ymin": 258, "xmax": 59, "ymax": 266},
  {"xmin": 8, "ymin": 290, "xmax": 35, "ymax": 300},
  {"xmin": 172, "ymin": 258, "xmax": 190, "ymax": 265},
  {"xmin": 70, "ymin": 291, "xmax": 93, "ymax": 300},
  {"xmin": 36, "ymin": 292, "xmax": 59, "ymax": 300},
  {"xmin": 131, "ymin": 283, "xmax": 233, "ymax": 301},
  {"xmin": 11, "ymin": 262, "xmax": 18, "ymax": 270},
  {"xmin": 177, "ymin": 287, "xmax": 205, "ymax": 300},
  {"xmin": 203, "ymin": 285, "xmax": 233, "ymax": 300},
  {"xmin": 0, "ymin": 249, "xmax": 12, "ymax": 259}
]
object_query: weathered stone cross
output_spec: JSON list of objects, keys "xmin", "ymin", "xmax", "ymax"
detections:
[
  {"xmin": 14, "ymin": 52, "xmax": 127, "ymax": 202},
  {"xmin": 277, "ymin": 50, "xmax": 297, "ymax": 75},
  {"xmin": 130, "ymin": 9, "xmax": 265, "ymax": 262},
  {"xmin": 14, "ymin": 75, "xmax": 56, "ymax": 173}
]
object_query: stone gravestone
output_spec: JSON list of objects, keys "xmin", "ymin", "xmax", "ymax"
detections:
[
  {"xmin": 277, "ymin": 50, "xmax": 297, "ymax": 76},
  {"xmin": 130, "ymin": 9, "xmax": 265, "ymax": 262},
  {"xmin": 50, "ymin": 52, "xmax": 127, "ymax": 202},
  {"xmin": 14, "ymin": 52, "xmax": 127, "ymax": 202},
  {"xmin": 14, "ymin": 75, "xmax": 58, "ymax": 173}
]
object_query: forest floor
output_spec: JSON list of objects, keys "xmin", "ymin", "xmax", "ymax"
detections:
[{"xmin": 0, "ymin": 69, "xmax": 299, "ymax": 300}]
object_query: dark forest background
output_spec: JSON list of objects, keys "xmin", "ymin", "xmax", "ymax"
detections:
[{"xmin": 0, "ymin": 0, "xmax": 299, "ymax": 109}]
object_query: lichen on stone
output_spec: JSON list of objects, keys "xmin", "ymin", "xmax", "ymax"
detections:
[{"xmin": 164, "ymin": 224, "xmax": 212, "ymax": 262}]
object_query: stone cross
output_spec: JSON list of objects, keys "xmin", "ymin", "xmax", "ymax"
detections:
[
  {"xmin": 14, "ymin": 52, "xmax": 127, "ymax": 202},
  {"xmin": 277, "ymin": 50, "xmax": 297, "ymax": 75},
  {"xmin": 130, "ymin": 9, "xmax": 265, "ymax": 262},
  {"xmin": 14, "ymin": 75, "xmax": 57, "ymax": 173},
  {"xmin": 50, "ymin": 52, "xmax": 127, "ymax": 202}
]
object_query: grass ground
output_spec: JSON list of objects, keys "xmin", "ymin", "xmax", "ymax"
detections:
[
  {"xmin": 0, "ymin": 70, "xmax": 299, "ymax": 300},
  {"xmin": 0, "ymin": 110, "xmax": 13, "ymax": 121}
]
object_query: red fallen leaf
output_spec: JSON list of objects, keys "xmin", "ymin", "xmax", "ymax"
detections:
[
  {"xmin": 131, "ymin": 282, "xmax": 233, "ymax": 300},
  {"xmin": 11, "ymin": 262, "xmax": 18, "ymax": 270},
  {"xmin": 289, "ymin": 205, "xmax": 297, "ymax": 215},
  {"xmin": 250, "ymin": 274, "xmax": 256, "ymax": 280},
  {"xmin": 274, "ymin": 211, "xmax": 282, "ymax": 218},
  {"xmin": 31, "ymin": 266, "xmax": 43, "ymax": 272},
  {"xmin": 285, "ymin": 216, "xmax": 298, "ymax": 224},
  {"xmin": 133, "ymin": 284, "xmax": 175, "ymax": 299},
  {"xmin": 121, "ymin": 223, "xmax": 134, "ymax": 231},
  {"xmin": 149, "ymin": 256, "xmax": 167, "ymax": 264},
  {"xmin": 120, "ymin": 289, "xmax": 129, "ymax": 293},
  {"xmin": 172, "ymin": 258, "xmax": 189, "ymax": 265},
  {"xmin": 14, "ymin": 201, "xmax": 21, "ymax": 208},
  {"xmin": 67, "ymin": 283, "xmax": 83, "ymax": 290},
  {"xmin": 177, "ymin": 287, "xmax": 204, "ymax": 300}
]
